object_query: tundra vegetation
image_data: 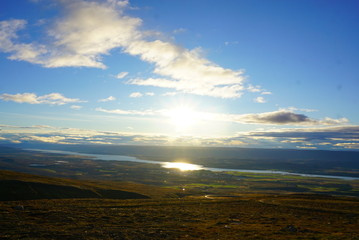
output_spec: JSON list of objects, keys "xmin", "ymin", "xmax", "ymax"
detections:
[{"xmin": 0, "ymin": 145, "xmax": 358, "ymax": 239}]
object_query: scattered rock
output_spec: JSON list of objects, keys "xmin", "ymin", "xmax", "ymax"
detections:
[
  {"xmin": 13, "ymin": 205, "xmax": 24, "ymax": 210},
  {"xmin": 282, "ymin": 225, "xmax": 298, "ymax": 233}
]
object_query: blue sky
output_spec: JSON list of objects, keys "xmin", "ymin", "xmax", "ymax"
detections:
[{"xmin": 1, "ymin": 0, "xmax": 359, "ymax": 150}]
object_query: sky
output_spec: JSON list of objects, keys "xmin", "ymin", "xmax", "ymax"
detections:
[{"xmin": 0, "ymin": 0, "xmax": 359, "ymax": 150}]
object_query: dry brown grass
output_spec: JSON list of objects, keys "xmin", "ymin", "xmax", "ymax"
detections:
[{"xmin": 0, "ymin": 194, "xmax": 358, "ymax": 240}]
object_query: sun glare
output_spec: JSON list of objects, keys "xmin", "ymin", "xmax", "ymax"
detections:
[
  {"xmin": 162, "ymin": 162, "xmax": 203, "ymax": 171},
  {"xmin": 166, "ymin": 107, "xmax": 198, "ymax": 130}
]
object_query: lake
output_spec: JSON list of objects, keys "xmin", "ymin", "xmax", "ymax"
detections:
[{"xmin": 26, "ymin": 148, "xmax": 359, "ymax": 180}]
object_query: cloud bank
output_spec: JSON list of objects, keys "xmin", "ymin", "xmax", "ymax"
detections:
[
  {"xmin": 1, "ymin": 124, "xmax": 358, "ymax": 150},
  {"xmin": 245, "ymin": 125, "xmax": 359, "ymax": 149}
]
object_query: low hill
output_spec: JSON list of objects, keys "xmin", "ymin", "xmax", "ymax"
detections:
[{"xmin": 0, "ymin": 170, "xmax": 152, "ymax": 201}]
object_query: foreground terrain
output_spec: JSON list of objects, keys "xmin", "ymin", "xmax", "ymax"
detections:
[
  {"xmin": 0, "ymin": 170, "xmax": 359, "ymax": 239},
  {"xmin": 1, "ymin": 194, "xmax": 358, "ymax": 240},
  {"xmin": 1, "ymin": 145, "xmax": 359, "ymax": 239}
]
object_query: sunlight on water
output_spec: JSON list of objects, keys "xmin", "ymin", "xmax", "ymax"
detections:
[{"xmin": 162, "ymin": 162, "xmax": 203, "ymax": 171}]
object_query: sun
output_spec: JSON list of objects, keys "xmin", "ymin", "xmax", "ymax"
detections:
[{"xmin": 166, "ymin": 107, "xmax": 198, "ymax": 130}]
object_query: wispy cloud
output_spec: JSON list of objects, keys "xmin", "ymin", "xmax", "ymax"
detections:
[
  {"xmin": 145, "ymin": 92, "xmax": 155, "ymax": 96},
  {"xmin": 254, "ymin": 96, "xmax": 266, "ymax": 103},
  {"xmin": 70, "ymin": 105, "xmax": 82, "ymax": 110},
  {"xmin": 129, "ymin": 92, "xmax": 143, "ymax": 98},
  {"xmin": 173, "ymin": 28, "xmax": 186, "ymax": 34},
  {"xmin": 247, "ymin": 84, "xmax": 262, "ymax": 93},
  {"xmin": 282, "ymin": 107, "xmax": 317, "ymax": 113},
  {"xmin": 128, "ymin": 92, "xmax": 154, "ymax": 98},
  {"xmin": 95, "ymin": 107, "xmax": 157, "ymax": 116},
  {"xmin": 21, "ymin": 135, "xmax": 67, "ymax": 144},
  {"xmin": 96, "ymin": 107, "xmax": 347, "ymax": 126},
  {"xmin": 334, "ymin": 142, "xmax": 359, "ymax": 149},
  {"xmin": 246, "ymin": 84, "xmax": 272, "ymax": 96},
  {"xmin": 0, "ymin": 19, "xmax": 47, "ymax": 64},
  {"xmin": 162, "ymin": 92, "xmax": 177, "ymax": 96},
  {"xmin": 115, "ymin": 71, "xmax": 128, "ymax": 79},
  {"xmin": 98, "ymin": 96, "xmax": 116, "ymax": 102},
  {"xmin": 0, "ymin": 92, "xmax": 85, "ymax": 105},
  {"xmin": 296, "ymin": 145, "xmax": 317, "ymax": 150},
  {"xmin": 224, "ymin": 41, "xmax": 239, "ymax": 46}
]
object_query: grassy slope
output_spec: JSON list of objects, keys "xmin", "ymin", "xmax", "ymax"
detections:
[
  {"xmin": 0, "ymin": 195, "xmax": 358, "ymax": 239},
  {"xmin": 0, "ymin": 170, "xmax": 359, "ymax": 239},
  {"xmin": 0, "ymin": 170, "xmax": 179, "ymax": 200}
]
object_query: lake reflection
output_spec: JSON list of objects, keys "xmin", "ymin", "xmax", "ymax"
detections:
[
  {"xmin": 26, "ymin": 148, "xmax": 359, "ymax": 180},
  {"xmin": 162, "ymin": 162, "xmax": 203, "ymax": 171}
]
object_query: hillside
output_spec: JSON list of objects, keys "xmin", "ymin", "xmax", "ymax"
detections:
[
  {"xmin": 1, "ymin": 194, "xmax": 358, "ymax": 239},
  {"xmin": 0, "ymin": 171, "xmax": 359, "ymax": 239},
  {"xmin": 0, "ymin": 170, "xmax": 176, "ymax": 200}
]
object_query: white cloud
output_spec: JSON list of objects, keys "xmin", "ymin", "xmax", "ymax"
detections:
[
  {"xmin": 283, "ymin": 107, "xmax": 317, "ymax": 113},
  {"xmin": 0, "ymin": 1, "xmax": 247, "ymax": 98},
  {"xmin": 0, "ymin": 92, "xmax": 85, "ymax": 105},
  {"xmin": 0, "ymin": 19, "xmax": 48, "ymax": 64},
  {"xmin": 126, "ymin": 43, "xmax": 245, "ymax": 98},
  {"xmin": 254, "ymin": 96, "xmax": 266, "ymax": 103},
  {"xmin": 96, "ymin": 106, "xmax": 348, "ymax": 127},
  {"xmin": 296, "ymin": 146, "xmax": 317, "ymax": 150},
  {"xmin": 247, "ymin": 85, "xmax": 272, "ymax": 96},
  {"xmin": 45, "ymin": 0, "xmax": 142, "ymax": 68},
  {"xmin": 0, "ymin": 1, "xmax": 141, "ymax": 68},
  {"xmin": 115, "ymin": 71, "xmax": 128, "ymax": 79},
  {"xmin": 162, "ymin": 92, "xmax": 177, "ymax": 96},
  {"xmin": 99, "ymin": 96, "xmax": 116, "ymax": 102},
  {"xmin": 22, "ymin": 135, "xmax": 67, "ymax": 143},
  {"xmin": 247, "ymin": 84, "xmax": 262, "ymax": 93},
  {"xmin": 1, "ymin": 124, "xmax": 359, "ymax": 149},
  {"xmin": 334, "ymin": 142, "xmax": 359, "ymax": 149},
  {"xmin": 126, "ymin": 92, "xmax": 154, "ymax": 98},
  {"xmin": 95, "ymin": 107, "xmax": 156, "ymax": 116},
  {"xmin": 70, "ymin": 105, "xmax": 82, "ymax": 110},
  {"xmin": 0, "ymin": 93, "xmax": 39, "ymax": 104},
  {"xmin": 129, "ymin": 92, "xmax": 143, "ymax": 98}
]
